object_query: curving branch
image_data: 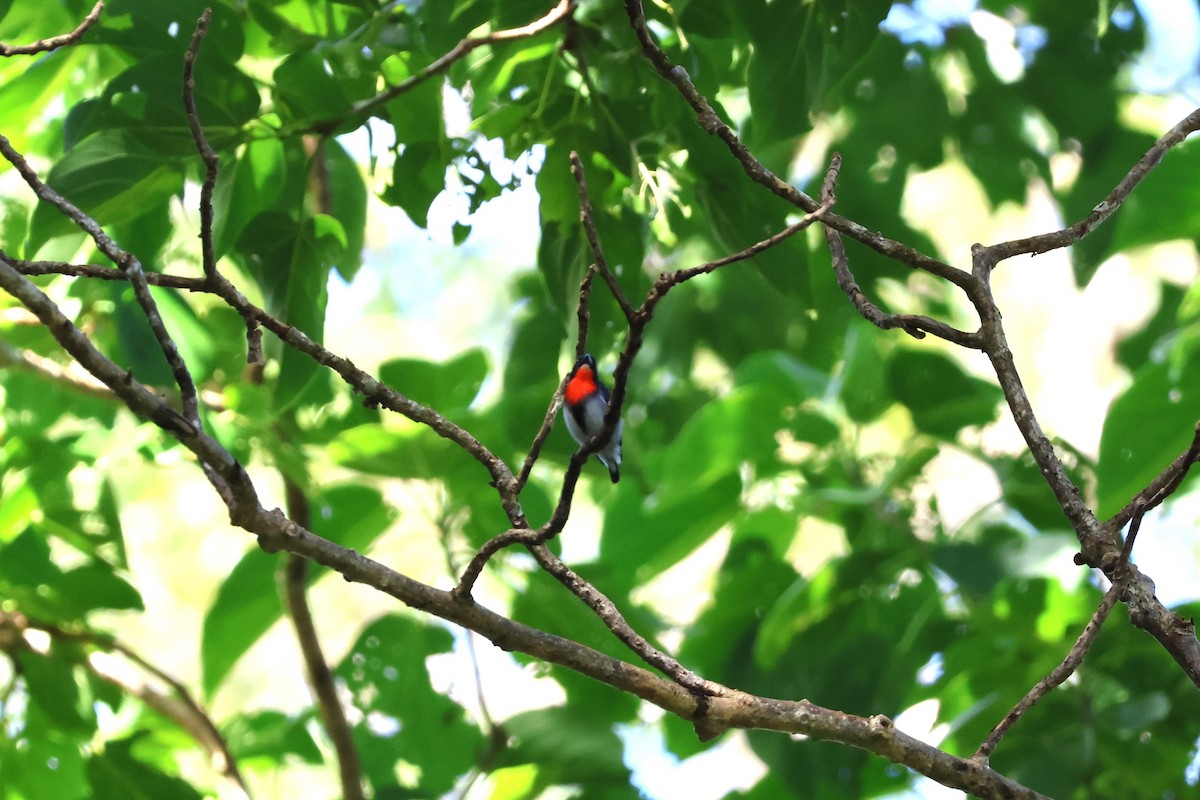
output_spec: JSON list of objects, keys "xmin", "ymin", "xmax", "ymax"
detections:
[
  {"xmin": 181, "ymin": 8, "xmax": 223, "ymax": 285},
  {"xmin": 302, "ymin": 1, "xmax": 576, "ymax": 136},
  {"xmin": 570, "ymin": 152, "xmax": 635, "ymax": 320},
  {"xmin": 455, "ymin": 172, "xmax": 833, "ymax": 598},
  {"xmin": 9, "ymin": 612, "xmax": 250, "ymax": 799},
  {"xmin": 0, "ymin": 135, "xmax": 203, "ymax": 431},
  {"xmin": 821, "ymin": 155, "xmax": 981, "ymax": 348},
  {"xmin": 621, "ymin": 0, "xmax": 972, "ymax": 290},
  {"xmin": 980, "ymin": 108, "xmax": 1200, "ymax": 263},
  {"xmin": 250, "ymin": 504, "xmax": 1049, "ymax": 800},
  {"xmin": 0, "ymin": 1, "xmax": 103, "ymax": 56},
  {"xmin": 974, "ymin": 578, "xmax": 1125, "ymax": 763},
  {"xmin": 514, "ymin": 264, "xmax": 598, "ymax": 492}
]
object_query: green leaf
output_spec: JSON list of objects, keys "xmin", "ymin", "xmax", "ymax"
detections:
[
  {"xmin": 658, "ymin": 385, "xmax": 788, "ymax": 501},
  {"xmin": 27, "ymin": 131, "xmax": 184, "ymax": 255},
  {"xmin": 1096, "ymin": 357, "xmax": 1200, "ymax": 518},
  {"xmin": 66, "ymin": 53, "xmax": 259, "ymax": 154},
  {"xmin": 201, "ymin": 484, "xmax": 393, "ymax": 695},
  {"xmin": 233, "ymin": 212, "xmax": 333, "ymax": 409},
  {"xmin": 599, "ymin": 474, "xmax": 741, "ymax": 591},
  {"xmin": 199, "ymin": 547, "xmax": 278, "ymax": 697},
  {"xmin": 323, "ymin": 139, "xmax": 368, "ymax": 280},
  {"xmin": 1109, "ymin": 139, "xmax": 1200, "ymax": 253},
  {"xmin": 54, "ymin": 562, "xmax": 144, "ymax": 617},
  {"xmin": 839, "ymin": 327, "xmax": 892, "ymax": 422},
  {"xmin": 212, "ymin": 138, "xmax": 287, "ymax": 260},
  {"xmin": 0, "ymin": 527, "xmax": 61, "ymax": 587},
  {"xmin": 0, "ymin": 476, "xmax": 38, "ymax": 541},
  {"xmin": 888, "ymin": 349, "xmax": 1002, "ymax": 437},
  {"xmin": 4, "ymin": 724, "xmax": 88, "ymax": 799},
  {"xmin": 378, "ymin": 348, "xmax": 489, "ymax": 417},
  {"xmin": 16, "ymin": 648, "xmax": 92, "ymax": 732},
  {"xmin": 224, "ymin": 710, "xmax": 322, "ymax": 764},
  {"xmin": 335, "ymin": 615, "xmax": 482, "ymax": 795},
  {"xmin": 381, "ymin": 141, "xmax": 445, "ymax": 228},
  {"xmin": 273, "ymin": 50, "xmax": 356, "ymax": 123},
  {"xmin": 86, "ymin": 736, "xmax": 203, "ymax": 800},
  {"xmin": 500, "ymin": 706, "xmax": 631, "ymax": 788}
]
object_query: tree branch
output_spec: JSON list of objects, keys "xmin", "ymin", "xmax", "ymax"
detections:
[
  {"xmin": 973, "ymin": 579, "xmax": 1125, "ymax": 763},
  {"xmin": 821, "ymin": 154, "xmax": 982, "ymax": 348},
  {"xmin": 979, "ymin": 108, "xmax": 1200, "ymax": 263},
  {"xmin": 457, "ymin": 192, "xmax": 833, "ymax": 596},
  {"xmin": 570, "ymin": 151, "xmax": 635, "ymax": 320},
  {"xmin": 281, "ymin": 481, "xmax": 364, "ymax": 800},
  {"xmin": 621, "ymin": 0, "xmax": 972, "ymax": 289},
  {"xmin": 0, "ymin": 1, "xmax": 103, "ymax": 56},
  {"xmin": 182, "ymin": 8, "xmax": 221, "ymax": 285},
  {"xmin": 302, "ymin": 1, "xmax": 576, "ymax": 135},
  {"xmin": 0, "ymin": 135, "xmax": 203, "ymax": 430},
  {"xmin": 11, "ymin": 613, "xmax": 250, "ymax": 799},
  {"xmin": 247, "ymin": 505, "xmax": 1049, "ymax": 799}
]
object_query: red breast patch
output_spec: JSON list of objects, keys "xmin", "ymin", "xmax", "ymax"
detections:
[{"xmin": 565, "ymin": 365, "xmax": 597, "ymax": 405}]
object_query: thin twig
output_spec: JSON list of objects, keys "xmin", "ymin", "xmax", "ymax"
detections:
[
  {"xmin": 621, "ymin": 0, "xmax": 971, "ymax": 289},
  {"xmin": 820, "ymin": 154, "xmax": 981, "ymax": 348},
  {"xmin": 182, "ymin": 9, "xmax": 221, "ymax": 283},
  {"xmin": 979, "ymin": 108, "xmax": 1200, "ymax": 265},
  {"xmin": 0, "ymin": 0, "xmax": 103, "ymax": 56},
  {"xmin": 458, "ymin": 204, "xmax": 833, "ymax": 595},
  {"xmin": 17, "ymin": 615, "xmax": 250, "ymax": 797},
  {"xmin": 570, "ymin": 151, "xmax": 635, "ymax": 320},
  {"xmin": 0, "ymin": 135, "xmax": 203, "ymax": 430},
  {"xmin": 513, "ymin": 266, "xmax": 598, "ymax": 493},
  {"xmin": 303, "ymin": 1, "xmax": 575, "ymax": 135},
  {"xmin": 0, "ymin": 257, "xmax": 1052, "ymax": 797},
  {"xmin": 181, "ymin": 10, "xmax": 270, "ymax": 371},
  {"xmin": 527, "ymin": 543, "xmax": 721, "ymax": 705},
  {"xmin": 14, "ymin": 258, "xmax": 209, "ymax": 290},
  {"xmin": 972, "ymin": 577, "xmax": 1125, "ymax": 763}
]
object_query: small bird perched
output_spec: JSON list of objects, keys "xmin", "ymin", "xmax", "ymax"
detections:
[{"xmin": 563, "ymin": 353, "xmax": 624, "ymax": 483}]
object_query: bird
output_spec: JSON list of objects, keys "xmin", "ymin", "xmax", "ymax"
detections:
[{"xmin": 562, "ymin": 353, "xmax": 624, "ymax": 483}]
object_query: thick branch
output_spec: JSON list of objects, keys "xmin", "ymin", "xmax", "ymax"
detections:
[
  {"xmin": 0, "ymin": 257, "xmax": 258, "ymax": 519},
  {"xmin": 1, "ymin": 232, "xmax": 1049, "ymax": 800},
  {"xmin": 250, "ymin": 506, "xmax": 1047, "ymax": 799}
]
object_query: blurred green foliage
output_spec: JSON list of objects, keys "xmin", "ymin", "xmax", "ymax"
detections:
[{"xmin": 1, "ymin": 0, "xmax": 1198, "ymax": 798}]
